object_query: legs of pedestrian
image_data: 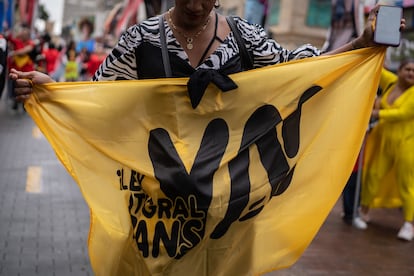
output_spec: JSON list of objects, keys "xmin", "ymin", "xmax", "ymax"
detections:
[{"xmin": 342, "ymin": 168, "xmax": 367, "ymax": 230}]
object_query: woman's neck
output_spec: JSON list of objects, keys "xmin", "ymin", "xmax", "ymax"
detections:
[{"xmin": 168, "ymin": 8, "xmax": 213, "ymax": 34}]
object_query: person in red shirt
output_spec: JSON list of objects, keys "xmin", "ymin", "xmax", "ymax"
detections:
[
  {"xmin": 85, "ymin": 44, "xmax": 107, "ymax": 80},
  {"xmin": 8, "ymin": 24, "xmax": 35, "ymax": 72},
  {"xmin": 7, "ymin": 24, "xmax": 35, "ymax": 110},
  {"xmin": 42, "ymin": 42, "xmax": 59, "ymax": 76}
]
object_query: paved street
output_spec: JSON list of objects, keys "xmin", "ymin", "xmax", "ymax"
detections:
[
  {"xmin": 0, "ymin": 95, "xmax": 92, "ymax": 276},
  {"xmin": 1, "ymin": 94, "xmax": 413, "ymax": 276}
]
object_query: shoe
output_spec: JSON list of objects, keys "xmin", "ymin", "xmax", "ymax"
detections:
[
  {"xmin": 397, "ymin": 222, "xmax": 413, "ymax": 241},
  {"xmin": 352, "ymin": 217, "xmax": 367, "ymax": 230}
]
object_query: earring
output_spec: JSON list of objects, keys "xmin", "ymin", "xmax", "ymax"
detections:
[{"xmin": 214, "ymin": 0, "xmax": 220, "ymax": 8}]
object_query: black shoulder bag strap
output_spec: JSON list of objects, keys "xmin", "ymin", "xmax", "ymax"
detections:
[
  {"xmin": 159, "ymin": 15, "xmax": 172, "ymax": 78},
  {"xmin": 226, "ymin": 16, "xmax": 254, "ymax": 71}
]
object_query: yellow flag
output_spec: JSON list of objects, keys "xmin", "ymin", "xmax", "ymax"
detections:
[{"xmin": 26, "ymin": 47, "xmax": 385, "ymax": 276}]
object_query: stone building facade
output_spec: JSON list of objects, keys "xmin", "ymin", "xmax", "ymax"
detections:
[
  {"xmin": 60, "ymin": 0, "xmax": 414, "ymax": 55},
  {"xmin": 220, "ymin": 0, "xmax": 331, "ymax": 49},
  {"xmin": 60, "ymin": 0, "xmax": 331, "ymax": 49}
]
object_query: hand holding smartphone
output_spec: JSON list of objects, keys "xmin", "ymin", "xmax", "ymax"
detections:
[{"xmin": 374, "ymin": 5, "xmax": 403, "ymax": 47}]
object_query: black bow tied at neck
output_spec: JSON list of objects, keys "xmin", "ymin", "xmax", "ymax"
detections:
[{"xmin": 187, "ymin": 69, "xmax": 238, "ymax": 109}]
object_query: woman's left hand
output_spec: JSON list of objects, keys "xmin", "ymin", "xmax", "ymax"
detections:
[{"xmin": 9, "ymin": 69, "xmax": 55, "ymax": 102}]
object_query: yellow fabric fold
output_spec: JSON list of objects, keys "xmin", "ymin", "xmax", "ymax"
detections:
[{"xmin": 26, "ymin": 47, "xmax": 385, "ymax": 276}]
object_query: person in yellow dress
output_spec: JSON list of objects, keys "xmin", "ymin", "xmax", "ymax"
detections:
[
  {"xmin": 64, "ymin": 50, "xmax": 79, "ymax": 82},
  {"xmin": 361, "ymin": 59, "xmax": 414, "ymax": 241}
]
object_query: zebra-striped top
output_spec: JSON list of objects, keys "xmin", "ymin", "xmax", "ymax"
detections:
[{"xmin": 92, "ymin": 15, "xmax": 321, "ymax": 81}]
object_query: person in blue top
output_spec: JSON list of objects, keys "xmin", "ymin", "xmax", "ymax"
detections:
[
  {"xmin": 75, "ymin": 18, "xmax": 95, "ymax": 54},
  {"xmin": 244, "ymin": 0, "xmax": 268, "ymax": 26}
]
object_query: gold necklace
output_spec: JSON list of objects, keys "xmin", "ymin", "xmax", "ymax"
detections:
[{"xmin": 167, "ymin": 8, "xmax": 211, "ymax": 50}]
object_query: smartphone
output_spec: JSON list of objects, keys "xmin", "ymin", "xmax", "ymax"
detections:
[{"xmin": 374, "ymin": 5, "xmax": 403, "ymax": 47}]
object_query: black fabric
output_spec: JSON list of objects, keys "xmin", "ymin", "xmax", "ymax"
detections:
[
  {"xmin": 135, "ymin": 42, "xmax": 193, "ymax": 79},
  {"xmin": 159, "ymin": 15, "xmax": 172, "ymax": 77},
  {"xmin": 197, "ymin": 13, "xmax": 220, "ymax": 66},
  {"xmin": 226, "ymin": 16, "xmax": 254, "ymax": 71},
  {"xmin": 187, "ymin": 69, "xmax": 238, "ymax": 108}
]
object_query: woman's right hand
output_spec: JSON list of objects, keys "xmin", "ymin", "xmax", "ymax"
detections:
[
  {"xmin": 9, "ymin": 68, "xmax": 55, "ymax": 102},
  {"xmin": 371, "ymin": 96, "xmax": 381, "ymax": 120},
  {"xmin": 354, "ymin": 5, "xmax": 405, "ymax": 49}
]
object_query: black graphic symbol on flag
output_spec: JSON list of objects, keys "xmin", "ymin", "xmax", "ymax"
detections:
[
  {"xmin": 148, "ymin": 119, "xmax": 228, "ymax": 258},
  {"xmin": 140, "ymin": 85, "xmax": 323, "ymax": 258},
  {"xmin": 211, "ymin": 84, "xmax": 323, "ymax": 238}
]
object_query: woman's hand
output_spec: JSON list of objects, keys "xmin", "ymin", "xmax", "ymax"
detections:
[
  {"xmin": 371, "ymin": 96, "xmax": 381, "ymax": 120},
  {"xmin": 9, "ymin": 69, "xmax": 55, "ymax": 102}
]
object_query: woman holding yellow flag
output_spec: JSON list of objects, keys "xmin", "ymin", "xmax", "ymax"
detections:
[
  {"xmin": 361, "ymin": 60, "xmax": 414, "ymax": 241},
  {"xmin": 6, "ymin": 1, "xmax": 407, "ymax": 275}
]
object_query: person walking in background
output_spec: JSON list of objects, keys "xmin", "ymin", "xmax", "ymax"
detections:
[
  {"xmin": 323, "ymin": 0, "xmax": 368, "ymax": 229},
  {"xmin": 0, "ymin": 33, "xmax": 7, "ymax": 99},
  {"xmin": 7, "ymin": 23, "xmax": 34, "ymax": 111},
  {"xmin": 7, "ymin": 24, "xmax": 35, "ymax": 73},
  {"xmin": 323, "ymin": 0, "xmax": 361, "ymax": 52},
  {"xmin": 76, "ymin": 18, "xmax": 96, "ymax": 54},
  {"xmin": 144, "ymin": 0, "xmax": 174, "ymax": 17},
  {"xmin": 42, "ymin": 42, "xmax": 59, "ymax": 76},
  {"xmin": 244, "ymin": 0, "xmax": 268, "ymax": 26},
  {"xmin": 342, "ymin": 155, "xmax": 367, "ymax": 229},
  {"xmin": 361, "ymin": 60, "xmax": 414, "ymax": 241},
  {"xmin": 83, "ymin": 43, "xmax": 107, "ymax": 81},
  {"xmin": 50, "ymin": 44, "xmax": 67, "ymax": 82},
  {"xmin": 64, "ymin": 50, "xmax": 79, "ymax": 82}
]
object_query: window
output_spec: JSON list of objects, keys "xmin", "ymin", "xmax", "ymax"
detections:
[
  {"xmin": 267, "ymin": 0, "xmax": 281, "ymax": 26},
  {"xmin": 306, "ymin": 0, "xmax": 331, "ymax": 28}
]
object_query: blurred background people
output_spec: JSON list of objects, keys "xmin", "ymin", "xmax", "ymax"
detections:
[
  {"xmin": 244, "ymin": 0, "xmax": 268, "ymax": 27},
  {"xmin": 64, "ymin": 49, "xmax": 78, "ymax": 82},
  {"xmin": 323, "ymin": 0, "xmax": 367, "ymax": 229},
  {"xmin": 50, "ymin": 43, "xmax": 67, "ymax": 82},
  {"xmin": 342, "ymin": 156, "xmax": 367, "ymax": 230},
  {"xmin": 76, "ymin": 18, "xmax": 95, "ymax": 54},
  {"xmin": 7, "ymin": 23, "xmax": 35, "ymax": 110},
  {"xmin": 0, "ymin": 33, "xmax": 7, "ymax": 100},
  {"xmin": 323, "ymin": 0, "xmax": 361, "ymax": 52},
  {"xmin": 361, "ymin": 60, "xmax": 414, "ymax": 241},
  {"xmin": 42, "ymin": 41, "xmax": 59, "ymax": 76}
]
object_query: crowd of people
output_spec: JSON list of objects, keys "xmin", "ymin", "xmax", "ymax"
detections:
[{"xmin": 1, "ymin": 18, "xmax": 109, "ymax": 111}]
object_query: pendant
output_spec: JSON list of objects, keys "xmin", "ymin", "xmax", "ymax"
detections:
[{"xmin": 186, "ymin": 37, "xmax": 194, "ymax": 50}]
